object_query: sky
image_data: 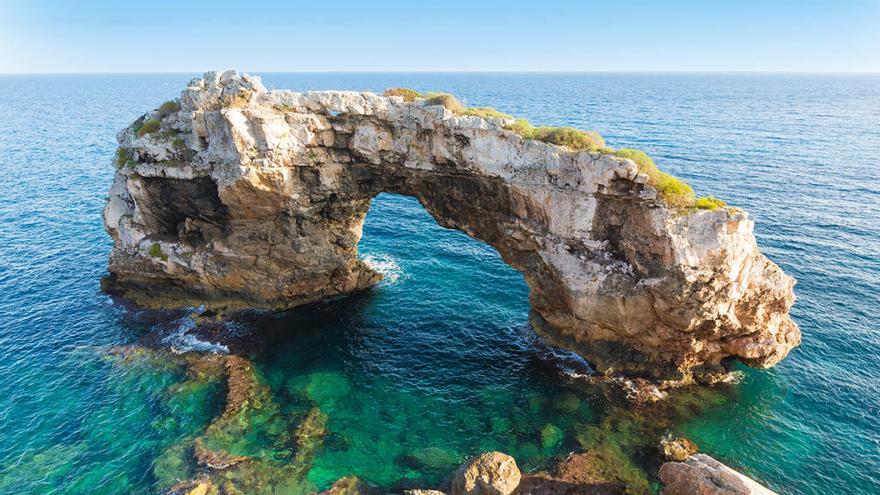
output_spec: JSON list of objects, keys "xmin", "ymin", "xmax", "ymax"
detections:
[{"xmin": 1, "ymin": 0, "xmax": 879, "ymax": 73}]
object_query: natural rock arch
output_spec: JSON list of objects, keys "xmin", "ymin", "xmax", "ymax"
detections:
[{"xmin": 104, "ymin": 71, "xmax": 800, "ymax": 381}]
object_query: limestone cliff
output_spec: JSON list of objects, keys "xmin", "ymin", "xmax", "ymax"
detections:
[{"xmin": 103, "ymin": 70, "xmax": 800, "ymax": 381}]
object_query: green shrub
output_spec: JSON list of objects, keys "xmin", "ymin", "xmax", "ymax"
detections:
[
  {"xmin": 158, "ymin": 100, "xmax": 179, "ymax": 118},
  {"xmin": 172, "ymin": 137, "xmax": 186, "ymax": 150},
  {"xmin": 532, "ymin": 126, "xmax": 605, "ymax": 150},
  {"xmin": 115, "ymin": 147, "xmax": 136, "ymax": 169},
  {"xmin": 136, "ymin": 119, "xmax": 161, "ymax": 137},
  {"xmin": 148, "ymin": 243, "xmax": 168, "ymax": 261},
  {"xmin": 694, "ymin": 196, "xmax": 726, "ymax": 210},
  {"xmin": 423, "ymin": 92, "xmax": 466, "ymax": 113},
  {"xmin": 612, "ymin": 149, "xmax": 695, "ymax": 207},
  {"xmin": 384, "ymin": 87, "xmax": 514, "ymax": 122},
  {"xmin": 506, "ymin": 118, "xmax": 534, "ymax": 136},
  {"xmin": 461, "ymin": 106, "xmax": 514, "ymax": 120},
  {"xmin": 115, "ymin": 148, "xmax": 129, "ymax": 168},
  {"xmin": 505, "ymin": 118, "xmax": 605, "ymax": 151},
  {"xmin": 383, "ymin": 88, "xmax": 422, "ymax": 102}
]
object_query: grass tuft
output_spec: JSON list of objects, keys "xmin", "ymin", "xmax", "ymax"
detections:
[
  {"xmin": 423, "ymin": 93, "xmax": 465, "ymax": 113},
  {"xmin": 383, "ymin": 88, "xmax": 423, "ymax": 102},
  {"xmin": 136, "ymin": 119, "xmax": 161, "ymax": 137},
  {"xmin": 148, "ymin": 243, "xmax": 168, "ymax": 261},
  {"xmin": 461, "ymin": 106, "xmax": 514, "ymax": 120},
  {"xmin": 612, "ymin": 149, "xmax": 695, "ymax": 207},
  {"xmin": 693, "ymin": 196, "xmax": 727, "ymax": 210},
  {"xmin": 157, "ymin": 100, "xmax": 180, "ymax": 118},
  {"xmin": 506, "ymin": 119, "xmax": 605, "ymax": 151},
  {"xmin": 115, "ymin": 148, "xmax": 129, "ymax": 168},
  {"xmin": 115, "ymin": 147, "xmax": 136, "ymax": 169}
]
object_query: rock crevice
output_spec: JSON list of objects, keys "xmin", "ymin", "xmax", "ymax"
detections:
[{"xmin": 103, "ymin": 70, "xmax": 800, "ymax": 379}]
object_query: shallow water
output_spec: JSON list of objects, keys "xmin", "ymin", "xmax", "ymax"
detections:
[{"xmin": 0, "ymin": 73, "xmax": 878, "ymax": 494}]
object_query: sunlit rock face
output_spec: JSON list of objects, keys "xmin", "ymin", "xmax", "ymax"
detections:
[{"xmin": 103, "ymin": 70, "xmax": 800, "ymax": 380}]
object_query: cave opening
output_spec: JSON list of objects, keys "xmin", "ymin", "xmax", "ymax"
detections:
[{"xmin": 135, "ymin": 176, "xmax": 228, "ymax": 246}]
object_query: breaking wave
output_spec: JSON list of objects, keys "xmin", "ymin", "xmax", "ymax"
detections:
[
  {"xmin": 361, "ymin": 253, "xmax": 403, "ymax": 285},
  {"xmin": 162, "ymin": 317, "xmax": 229, "ymax": 354}
]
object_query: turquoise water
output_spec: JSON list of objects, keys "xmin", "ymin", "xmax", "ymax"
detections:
[{"xmin": 0, "ymin": 73, "xmax": 878, "ymax": 494}]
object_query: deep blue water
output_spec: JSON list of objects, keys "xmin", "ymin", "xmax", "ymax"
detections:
[{"xmin": 0, "ymin": 73, "xmax": 878, "ymax": 494}]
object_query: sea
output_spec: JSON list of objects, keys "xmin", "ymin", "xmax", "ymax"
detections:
[{"xmin": 0, "ymin": 73, "xmax": 877, "ymax": 494}]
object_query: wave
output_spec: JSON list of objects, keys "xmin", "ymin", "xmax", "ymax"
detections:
[
  {"xmin": 161, "ymin": 316, "xmax": 229, "ymax": 355},
  {"xmin": 361, "ymin": 253, "xmax": 403, "ymax": 285}
]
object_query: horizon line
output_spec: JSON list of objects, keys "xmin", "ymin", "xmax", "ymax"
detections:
[{"xmin": 2, "ymin": 70, "xmax": 879, "ymax": 76}]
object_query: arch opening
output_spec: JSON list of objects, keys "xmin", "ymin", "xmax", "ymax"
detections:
[{"xmin": 103, "ymin": 72, "xmax": 800, "ymax": 383}]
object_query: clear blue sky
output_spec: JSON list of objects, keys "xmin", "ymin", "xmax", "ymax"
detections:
[{"xmin": 1, "ymin": 0, "xmax": 878, "ymax": 73}]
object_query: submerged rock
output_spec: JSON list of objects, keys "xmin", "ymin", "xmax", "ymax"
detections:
[
  {"xmin": 166, "ymin": 480, "xmax": 217, "ymax": 495},
  {"xmin": 659, "ymin": 454, "xmax": 777, "ymax": 494},
  {"xmin": 319, "ymin": 475, "xmax": 378, "ymax": 495},
  {"xmin": 513, "ymin": 448, "xmax": 632, "ymax": 494},
  {"xmin": 103, "ymin": 71, "xmax": 800, "ymax": 380},
  {"xmin": 540, "ymin": 424, "xmax": 564, "ymax": 450},
  {"xmin": 292, "ymin": 406, "xmax": 329, "ymax": 466},
  {"xmin": 660, "ymin": 437, "xmax": 699, "ymax": 462},
  {"xmin": 451, "ymin": 452, "xmax": 521, "ymax": 495}
]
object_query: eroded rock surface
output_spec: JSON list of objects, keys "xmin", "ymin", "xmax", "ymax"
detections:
[
  {"xmin": 451, "ymin": 452, "xmax": 521, "ymax": 495},
  {"xmin": 104, "ymin": 70, "xmax": 800, "ymax": 379},
  {"xmin": 659, "ymin": 454, "xmax": 778, "ymax": 495}
]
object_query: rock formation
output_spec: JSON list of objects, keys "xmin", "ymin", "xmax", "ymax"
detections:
[
  {"xmin": 103, "ymin": 70, "xmax": 800, "ymax": 380},
  {"xmin": 452, "ymin": 452, "xmax": 521, "ymax": 495},
  {"xmin": 659, "ymin": 454, "xmax": 778, "ymax": 495}
]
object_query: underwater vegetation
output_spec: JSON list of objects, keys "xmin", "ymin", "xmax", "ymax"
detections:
[{"xmin": 74, "ymin": 342, "xmax": 741, "ymax": 495}]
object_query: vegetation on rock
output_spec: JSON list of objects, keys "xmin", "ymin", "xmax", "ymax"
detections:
[
  {"xmin": 611, "ymin": 149, "xmax": 694, "ymax": 207},
  {"xmin": 149, "ymin": 242, "xmax": 168, "ymax": 261},
  {"xmin": 506, "ymin": 118, "xmax": 606, "ymax": 151},
  {"xmin": 693, "ymin": 196, "xmax": 727, "ymax": 210},
  {"xmin": 158, "ymin": 100, "xmax": 180, "ymax": 118},
  {"xmin": 383, "ymin": 88, "xmax": 725, "ymax": 210},
  {"xmin": 136, "ymin": 119, "xmax": 162, "ymax": 137},
  {"xmin": 383, "ymin": 87, "xmax": 424, "ymax": 102},
  {"xmin": 115, "ymin": 147, "xmax": 135, "ymax": 169}
]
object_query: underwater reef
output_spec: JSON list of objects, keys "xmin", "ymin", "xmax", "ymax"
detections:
[{"xmin": 104, "ymin": 344, "xmax": 776, "ymax": 495}]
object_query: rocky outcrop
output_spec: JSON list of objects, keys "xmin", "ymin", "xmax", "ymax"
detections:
[
  {"xmin": 103, "ymin": 70, "xmax": 800, "ymax": 380},
  {"xmin": 515, "ymin": 451, "xmax": 628, "ymax": 495},
  {"xmin": 659, "ymin": 455, "xmax": 777, "ymax": 495},
  {"xmin": 451, "ymin": 452, "xmax": 521, "ymax": 495},
  {"xmin": 660, "ymin": 437, "xmax": 699, "ymax": 462},
  {"xmin": 319, "ymin": 475, "xmax": 377, "ymax": 495}
]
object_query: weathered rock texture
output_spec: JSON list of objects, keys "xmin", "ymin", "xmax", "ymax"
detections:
[
  {"xmin": 659, "ymin": 454, "xmax": 778, "ymax": 495},
  {"xmin": 103, "ymin": 70, "xmax": 800, "ymax": 379},
  {"xmin": 452, "ymin": 452, "xmax": 521, "ymax": 495}
]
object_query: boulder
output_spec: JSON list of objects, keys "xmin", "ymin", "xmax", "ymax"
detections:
[
  {"xmin": 659, "ymin": 454, "xmax": 778, "ymax": 495},
  {"xmin": 320, "ymin": 475, "xmax": 377, "ymax": 495},
  {"xmin": 451, "ymin": 452, "xmax": 521, "ymax": 495},
  {"xmin": 660, "ymin": 437, "xmax": 699, "ymax": 462}
]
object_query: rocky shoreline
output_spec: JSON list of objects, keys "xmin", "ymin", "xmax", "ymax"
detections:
[{"xmin": 107, "ymin": 343, "xmax": 778, "ymax": 495}]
